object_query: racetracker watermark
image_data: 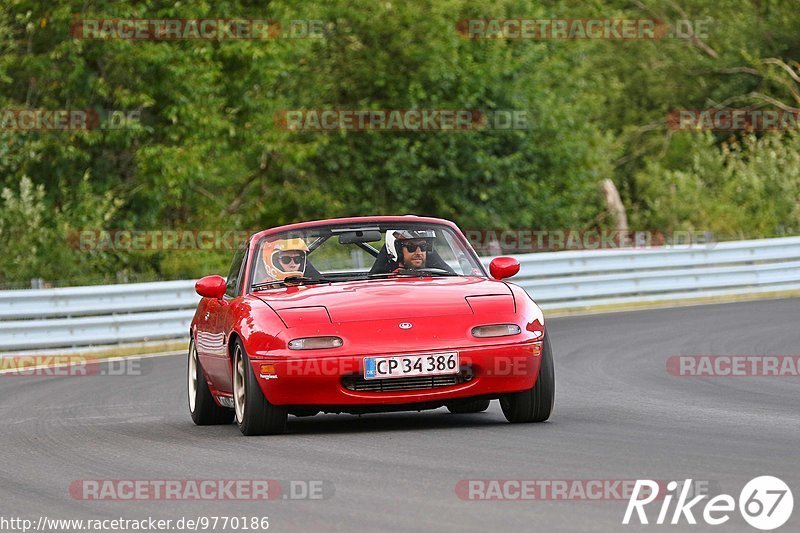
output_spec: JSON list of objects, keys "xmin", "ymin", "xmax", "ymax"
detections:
[
  {"xmin": 0, "ymin": 356, "xmax": 142, "ymax": 377},
  {"xmin": 455, "ymin": 18, "xmax": 711, "ymax": 40},
  {"xmin": 69, "ymin": 479, "xmax": 333, "ymax": 500},
  {"xmin": 623, "ymin": 476, "xmax": 793, "ymax": 529},
  {"xmin": 0, "ymin": 109, "xmax": 140, "ymax": 131},
  {"xmin": 464, "ymin": 229, "xmax": 715, "ymax": 254},
  {"xmin": 1, "ymin": 516, "xmax": 269, "ymax": 532},
  {"xmin": 456, "ymin": 479, "xmax": 716, "ymax": 501},
  {"xmin": 667, "ymin": 355, "xmax": 800, "ymax": 377},
  {"xmin": 271, "ymin": 349, "xmax": 543, "ymax": 379},
  {"xmin": 667, "ymin": 109, "xmax": 800, "ymax": 131},
  {"xmin": 72, "ymin": 230, "xmax": 253, "ymax": 252},
  {"xmin": 275, "ymin": 109, "xmax": 529, "ymax": 131},
  {"xmin": 70, "ymin": 18, "xmax": 324, "ymax": 40}
]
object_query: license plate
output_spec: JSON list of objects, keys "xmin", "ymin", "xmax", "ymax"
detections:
[{"xmin": 363, "ymin": 352, "xmax": 459, "ymax": 380}]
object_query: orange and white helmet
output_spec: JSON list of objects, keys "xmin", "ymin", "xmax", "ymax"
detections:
[{"xmin": 261, "ymin": 238, "xmax": 309, "ymax": 281}]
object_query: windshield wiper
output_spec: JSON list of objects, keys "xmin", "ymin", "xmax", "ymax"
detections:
[
  {"xmin": 366, "ymin": 272, "xmax": 398, "ymax": 279},
  {"xmin": 367, "ymin": 268, "xmax": 458, "ymax": 279},
  {"xmin": 251, "ymin": 277, "xmax": 334, "ymax": 290},
  {"xmin": 399, "ymin": 267, "xmax": 458, "ymax": 277}
]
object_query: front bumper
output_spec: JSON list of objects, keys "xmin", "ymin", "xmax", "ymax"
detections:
[{"xmin": 251, "ymin": 341, "xmax": 543, "ymax": 406}]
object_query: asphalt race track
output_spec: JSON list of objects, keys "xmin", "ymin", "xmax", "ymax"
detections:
[{"xmin": 1, "ymin": 298, "xmax": 798, "ymax": 532}]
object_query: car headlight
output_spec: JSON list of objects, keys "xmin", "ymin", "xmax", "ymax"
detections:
[
  {"xmin": 471, "ymin": 324, "xmax": 521, "ymax": 338},
  {"xmin": 288, "ymin": 336, "xmax": 343, "ymax": 350}
]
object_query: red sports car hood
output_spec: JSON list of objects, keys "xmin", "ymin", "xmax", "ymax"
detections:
[{"xmin": 254, "ymin": 277, "xmax": 513, "ymax": 324}]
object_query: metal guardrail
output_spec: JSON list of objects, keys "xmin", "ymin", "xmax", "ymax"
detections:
[
  {"xmin": 2, "ymin": 236, "xmax": 799, "ymax": 351},
  {"xmin": 0, "ymin": 282, "xmax": 199, "ymax": 351},
  {"xmin": 0, "ymin": 280, "xmax": 198, "ymax": 320},
  {"xmin": 483, "ymin": 237, "xmax": 800, "ymax": 308}
]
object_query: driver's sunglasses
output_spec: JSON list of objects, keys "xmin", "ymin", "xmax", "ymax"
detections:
[
  {"xmin": 401, "ymin": 242, "xmax": 430, "ymax": 253},
  {"xmin": 279, "ymin": 254, "xmax": 305, "ymax": 265}
]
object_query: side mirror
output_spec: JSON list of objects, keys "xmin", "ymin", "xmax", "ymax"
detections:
[
  {"xmin": 489, "ymin": 257, "xmax": 520, "ymax": 280},
  {"xmin": 195, "ymin": 275, "xmax": 226, "ymax": 299}
]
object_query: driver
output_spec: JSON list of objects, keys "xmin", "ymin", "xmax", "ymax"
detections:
[
  {"xmin": 385, "ymin": 229, "xmax": 436, "ymax": 270},
  {"xmin": 261, "ymin": 238, "xmax": 309, "ymax": 281}
]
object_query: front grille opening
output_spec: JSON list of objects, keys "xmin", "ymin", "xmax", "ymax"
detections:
[{"xmin": 342, "ymin": 365, "xmax": 473, "ymax": 392}]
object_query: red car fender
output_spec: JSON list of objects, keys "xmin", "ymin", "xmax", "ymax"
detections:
[
  {"xmin": 505, "ymin": 282, "xmax": 546, "ymax": 335},
  {"xmin": 226, "ymin": 297, "xmax": 286, "ymax": 361}
]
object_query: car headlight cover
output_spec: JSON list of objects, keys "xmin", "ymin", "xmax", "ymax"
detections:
[
  {"xmin": 471, "ymin": 324, "xmax": 521, "ymax": 338},
  {"xmin": 288, "ymin": 336, "xmax": 343, "ymax": 350}
]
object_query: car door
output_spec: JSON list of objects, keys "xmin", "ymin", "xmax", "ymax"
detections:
[{"xmin": 198, "ymin": 243, "xmax": 248, "ymax": 394}]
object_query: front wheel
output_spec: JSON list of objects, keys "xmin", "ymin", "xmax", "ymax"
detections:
[
  {"xmin": 188, "ymin": 338, "xmax": 234, "ymax": 425},
  {"xmin": 233, "ymin": 340, "xmax": 288, "ymax": 436},
  {"xmin": 500, "ymin": 333, "xmax": 555, "ymax": 423}
]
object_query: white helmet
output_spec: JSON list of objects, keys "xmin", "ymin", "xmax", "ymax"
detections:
[{"xmin": 385, "ymin": 229, "xmax": 436, "ymax": 262}]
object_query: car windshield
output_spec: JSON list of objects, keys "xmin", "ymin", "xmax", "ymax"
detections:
[{"xmin": 249, "ymin": 222, "xmax": 485, "ymax": 289}]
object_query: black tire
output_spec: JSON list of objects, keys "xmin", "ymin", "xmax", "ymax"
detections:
[
  {"xmin": 233, "ymin": 340, "xmax": 288, "ymax": 436},
  {"xmin": 188, "ymin": 338, "xmax": 234, "ymax": 425},
  {"xmin": 446, "ymin": 399, "xmax": 491, "ymax": 414},
  {"xmin": 500, "ymin": 333, "xmax": 555, "ymax": 423}
]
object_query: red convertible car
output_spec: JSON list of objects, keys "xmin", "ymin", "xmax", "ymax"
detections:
[{"xmin": 189, "ymin": 216, "xmax": 554, "ymax": 435}]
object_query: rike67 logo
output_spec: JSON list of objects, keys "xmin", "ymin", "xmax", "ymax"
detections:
[{"xmin": 623, "ymin": 476, "xmax": 793, "ymax": 530}]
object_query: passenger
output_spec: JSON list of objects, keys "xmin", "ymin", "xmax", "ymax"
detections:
[{"xmin": 261, "ymin": 238, "xmax": 309, "ymax": 281}]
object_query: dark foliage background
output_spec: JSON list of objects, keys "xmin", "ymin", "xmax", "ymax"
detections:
[{"xmin": 1, "ymin": 1, "xmax": 798, "ymax": 286}]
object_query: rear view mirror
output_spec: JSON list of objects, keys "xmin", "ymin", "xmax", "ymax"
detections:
[
  {"xmin": 489, "ymin": 257, "xmax": 521, "ymax": 280},
  {"xmin": 195, "ymin": 275, "xmax": 226, "ymax": 299},
  {"xmin": 337, "ymin": 230, "xmax": 382, "ymax": 244}
]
